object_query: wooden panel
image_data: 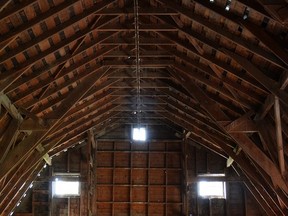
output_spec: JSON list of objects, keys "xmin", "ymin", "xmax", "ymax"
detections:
[
  {"xmin": 114, "ymin": 186, "xmax": 129, "ymax": 202},
  {"xmin": 150, "ymin": 142, "xmax": 166, "ymax": 151},
  {"xmin": 150, "ymin": 153, "xmax": 165, "ymax": 168},
  {"xmin": 132, "ymin": 153, "xmax": 148, "ymax": 168},
  {"xmin": 166, "ymin": 186, "xmax": 182, "ymax": 203},
  {"xmin": 132, "ymin": 169, "xmax": 148, "ymax": 185},
  {"xmin": 97, "ymin": 203, "xmax": 112, "ymax": 216},
  {"xmin": 132, "ymin": 187, "xmax": 147, "ymax": 202},
  {"xmin": 114, "ymin": 152, "xmax": 130, "ymax": 167},
  {"xmin": 149, "ymin": 170, "xmax": 165, "ymax": 185},
  {"xmin": 131, "ymin": 204, "xmax": 147, "ymax": 216},
  {"xmin": 97, "ymin": 152, "xmax": 113, "ymax": 167},
  {"xmin": 167, "ymin": 170, "xmax": 181, "ymax": 185},
  {"xmin": 166, "ymin": 153, "xmax": 181, "ymax": 168},
  {"xmin": 95, "ymin": 141, "xmax": 183, "ymax": 215},
  {"xmin": 114, "ymin": 203, "xmax": 129, "ymax": 216},
  {"xmin": 114, "ymin": 169, "xmax": 129, "ymax": 184},
  {"xmin": 167, "ymin": 204, "xmax": 182, "ymax": 216},
  {"xmin": 97, "ymin": 186, "xmax": 112, "ymax": 201},
  {"xmin": 149, "ymin": 204, "xmax": 165, "ymax": 215},
  {"xmin": 166, "ymin": 142, "xmax": 181, "ymax": 151},
  {"xmin": 97, "ymin": 169, "xmax": 113, "ymax": 184},
  {"xmin": 114, "ymin": 142, "xmax": 130, "ymax": 150},
  {"xmin": 149, "ymin": 186, "xmax": 165, "ymax": 202}
]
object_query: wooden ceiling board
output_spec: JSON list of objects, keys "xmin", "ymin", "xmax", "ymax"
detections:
[{"xmin": 0, "ymin": 0, "xmax": 288, "ymax": 215}]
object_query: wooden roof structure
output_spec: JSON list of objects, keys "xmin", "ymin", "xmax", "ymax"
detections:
[{"xmin": 0, "ymin": 0, "xmax": 288, "ymax": 215}]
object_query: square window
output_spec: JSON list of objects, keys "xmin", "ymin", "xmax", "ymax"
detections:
[
  {"xmin": 52, "ymin": 180, "xmax": 80, "ymax": 197},
  {"xmin": 198, "ymin": 181, "xmax": 226, "ymax": 199},
  {"xmin": 132, "ymin": 127, "xmax": 146, "ymax": 141}
]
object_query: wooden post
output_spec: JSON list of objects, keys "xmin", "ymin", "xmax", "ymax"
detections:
[{"xmin": 274, "ymin": 96, "xmax": 286, "ymax": 178}]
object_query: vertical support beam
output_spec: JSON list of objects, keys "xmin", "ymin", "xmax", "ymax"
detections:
[
  {"xmin": 171, "ymin": 68, "xmax": 288, "ymax": 193},
  {"xmin": 182, "ymin": 137, "xmax": 188, "ymax": 216},
  {"xmin": 274, "ymin": 96, "xmax": 286, "ymax": 178}
]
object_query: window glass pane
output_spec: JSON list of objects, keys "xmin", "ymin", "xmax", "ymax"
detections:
[
  {"xmin": 133, "ymin": 127, "xmax": 146, "ymax": 141},
  {"xmin": 198, "ymin": 181, "xmax": 225, "ymax": 198},
  {"xmin": 53, "ymin": 180, "xmax": 80, "ymax": 196}
]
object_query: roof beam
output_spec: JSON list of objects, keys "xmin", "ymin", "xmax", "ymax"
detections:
[
  {"xmin": 0, "ymin": 0, "xmax": 12, "ymax": 13},
  {"xmin": 0, "ymin": 0, "xmax": 37, "ymax": 21},
  {"xmin": 101, "ymin": 37, "xmax": 174, "ymax": 45},
  {"xmin": 0, "ymin": 161, "xmax": 44, "ymax": 215},
  {"xmin": 274, "ymin": 96, "xmax": 286, "ymax": 178},
  {"xmin": 240, "ymin": 21, "xmax": 288, "ymax": 67},
  {"xmin": 0, "ymin": 0, "xmax": 115, "ymax": 47},
  {"xmin": 157, "ymin": 32, "xmax": 266, "ymax": 93},
  {"xmin": 0, "ymin": 17, "xmax": 118, "ymax": 87},
  {"xmin": 5, "ymin": 32, "xmax": 118, "ymax": 94},
  {"xmin": 255, "ymin": 0, "xmax": 288, "ymax": 24},
  {"xmin": 97, "ymin": 7, "xmax": 178, "ymax": 15},
  {"xmin": 155, "ymin": 0, "xmax": 285, "ymax": 68},
  {"xmin": 193, "ymin": 0, "xmax": 285, "ymax": 31},
  {"xmin": 254, "ymin": 94, "xmax": 275, "ymax": 120},
  {"xmin": 223, "ymin": 49, "xmax": 288, "ymax": 107},
  {"xmin": 173, "ymin": 63, "xmax": 255, "ymax": 109},
  {"xmin": 171, "ymin": 68, "xmax": 288, "ymax": 194},
  {"xmin": 0, "ymin": 67, "xmax": 108, "ymax": 181},
  {"xmin": 0, "ymin": 119, "xmax": 18, "ymax": 163},
  {"xmin": 12, "ymin": 46, "xmax": 116, "ymax": 104},
  {"xmin": 45, "ymin": 111, "xmax": 121, "ymax": 148},
  {"xmin": 162, "ymin": 107, "xmax": 286, "ymax": 214}
]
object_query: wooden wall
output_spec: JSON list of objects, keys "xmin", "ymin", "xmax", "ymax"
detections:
[
  {"xmin": 93, "ymin": 140, "xmax": 183, "ymax": 216},
  {"xmin": 13, "ymin": 139, "xmax": 265, "ymax": 216},
  {"xmin": 185, "ymin": 142, "xmax": 264, "ymax": 216}
]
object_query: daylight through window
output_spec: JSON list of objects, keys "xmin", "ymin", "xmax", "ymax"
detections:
[
  {"xmin": 52, "ymin": 180, "xmax": 80, "ymax": 197},
  {"xmin": 132, "ymin": 127, "xmax": 146, "ymax": 141},
  {"xmin": 198, "ymin": 181, "xmax": 226, "ymax": 198}
]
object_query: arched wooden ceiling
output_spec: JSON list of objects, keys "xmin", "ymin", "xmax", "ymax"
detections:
[{"xmin": 0, "ymin": 0, "xmax": 288, "ymax": 215}]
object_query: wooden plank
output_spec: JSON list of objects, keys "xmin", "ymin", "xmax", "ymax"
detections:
[
  {"xmin": 156, "ymin": 0, "xmax": 285, "ymax": 68},
  {"xmin": 254, "ymin": 94, "xmax": 275, "ymax": 120},
  {"xmin": 5, "ymin": 32, "xmax": 118, "ymax": 94},
  {"xmin": 223, "ymin": 49, "xmax": 288, "ymax": 107},
  {"xmin": 0, "ymin": 119, "xmax": 18, "ymax": 163},
  {"xmin": 225, "ymin": 111, "xmax": 258, "ymax": 133},
  {"xmin": 240, "ymin": 21, "xmax": 288, "ymax": 67},
  {"xmin": 172, "ymin": 69, "xmax": 288, "ymax": 194},
  {"xmin": 170, "ymin": 68, "xmax": 229, "ymax": 121},
  {"xmin": 274, "ymin": 96, "xmax": 285, "ymax": 177},
  {"xmin": 0, "ymin": 0, "xmax": 37, "ymax": 20},
  {"xmin": 0, "ymin": 94, "xmax": 23, "ymax": 121},
  {"xmin": 0, "ymin": 68, "xmax": 109, "ymax": 181},
  {"xmin": 173, "ymin": 63, "xmax": 254, "ymax": 109},
  {"xmin": 158, "ymin": 32, "xmax": 266, "ymax": 92},
  {"xmin": 0, "ymin": 0, "xmax": 115, "ymax": 47},
  {"xmin": 0, "ymin": 1, "xmax": 76, "ymax": 50},
  {"xmin": 1, "ymin": 161, "xmax": 44, "ymax": 215},
  {"xmin": 96, "ymin": 7, "xmax": 178, "ymax": 15},
  {"xmin": 0, "ymin": 0, "xmax": 12, "ymax": 13},
  {"xmin": 14, "ymin": 48, "xmax": 109, "ymax": 104}
]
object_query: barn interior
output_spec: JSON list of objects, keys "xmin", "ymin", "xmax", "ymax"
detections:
[{"xmin": 0, "ymin": 0, "xmax": 288, "ymax": 215}]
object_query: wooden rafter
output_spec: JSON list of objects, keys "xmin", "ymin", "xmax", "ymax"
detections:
[{"xmin": 170, "ymin": 68, "xmax": 288, "ymax": 194}]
